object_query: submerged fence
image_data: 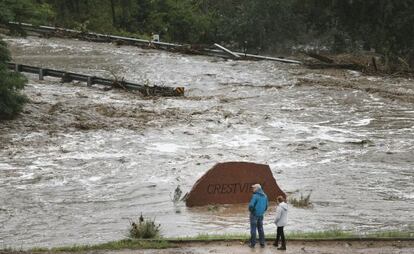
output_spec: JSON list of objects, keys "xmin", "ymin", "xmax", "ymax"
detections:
[{"xmin": 8, "ymin": 63, "xmax": 184, "ymax": 97}]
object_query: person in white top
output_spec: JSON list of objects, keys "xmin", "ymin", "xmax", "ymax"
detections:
[{"xmin": 273, "ymin": 195, "xmax": 288, "ymax": 250}]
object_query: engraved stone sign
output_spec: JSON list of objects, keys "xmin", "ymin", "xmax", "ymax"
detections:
[{"xmin": 185, "ymin": 162, "xmax": 286, "ymax": 207}]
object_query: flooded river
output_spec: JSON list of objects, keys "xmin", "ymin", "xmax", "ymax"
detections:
[{"xmin": 0, "ymin": 36, "xmax": 413, "ymax": 248}]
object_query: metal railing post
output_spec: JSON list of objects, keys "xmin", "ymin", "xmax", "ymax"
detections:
[{"xmin": 39, "ymin": 68, "xmax": 44, "ymax": 80}]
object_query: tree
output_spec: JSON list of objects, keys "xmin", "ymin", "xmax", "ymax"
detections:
[
  {"xmin": 0, "ymin": 0, "xmax": 53, "ymax": 25},
  {"xmin": 0, "ymin": 0, "xmax": 52, "ymax": 119},
  {"xmin": 0, "ymin": 39, "xmax": 27, "ymax": 120},
  {"xmin": 2, "ymin": 0, "xmax": 414, "ymax": 66}
]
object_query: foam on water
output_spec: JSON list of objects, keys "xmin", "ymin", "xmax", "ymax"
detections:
[
  {"xmin": 269, "ymin": 159, "xmax": 310, "ymax": 169},
  {"xmin": 345, "ymin": 118, "xmax": 373, "ymax": 126},
  {"xmin": 1, "ymin": 35, "xmax": 413, "ymax": 249},
  {"xmin": 149, "ymin": 143, "xmax": 185, "ymax": 153}
]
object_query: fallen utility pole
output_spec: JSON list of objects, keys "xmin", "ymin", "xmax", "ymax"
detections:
[
  {"xmin": 8, "ymin": 62, "xmax": 184, "ymax": 97},
  {"xmin": 3, "ymin": 22, "xmax": 302, "ymax": 64}
]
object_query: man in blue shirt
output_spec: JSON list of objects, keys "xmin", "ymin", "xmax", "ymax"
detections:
[{"xmin": 248, "ymin": 183, "xmax": 268, "ymax": 248}]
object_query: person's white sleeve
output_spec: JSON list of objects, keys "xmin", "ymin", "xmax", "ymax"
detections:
[{"xmin": 274, "ymin": 206, "xmax": 281, "ymax": 224}]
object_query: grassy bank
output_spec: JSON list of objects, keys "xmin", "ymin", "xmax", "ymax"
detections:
[
  {"xmin": 26, "ymin": 239, "xmax": 173, "ymax": 253},
  {"xmin": 2, "ymin": 230, "xmax": 413, "ymax": 253},
  {"xmin": 171, "ymin": 230, "xmax": 414, "ymax": 241}
]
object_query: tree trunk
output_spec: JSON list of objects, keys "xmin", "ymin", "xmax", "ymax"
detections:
[
  {"xmin": 110, "ymin": 0, "xmax": 117, "ymax": 26},
  {"xmin": 120, "ymin": 0, "xmax": 130, "ymax": 30}
]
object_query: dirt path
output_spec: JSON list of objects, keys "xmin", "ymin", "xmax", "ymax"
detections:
[{"xmin": 101, "ymin": 240, "xmax": 414, "ymax": 254}]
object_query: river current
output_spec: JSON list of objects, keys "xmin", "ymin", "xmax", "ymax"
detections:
[{"xmin": 0, "ymin": 36, "xmax": 413, "ymax": 248}]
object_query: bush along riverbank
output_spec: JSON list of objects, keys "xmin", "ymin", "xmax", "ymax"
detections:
[{"xmin": 0, "ymin": 39, "xmax": 27, "ymax": 120}]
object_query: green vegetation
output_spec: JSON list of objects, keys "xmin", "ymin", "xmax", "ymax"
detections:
[
  {"xmin": 287, "ymin": 229, "xmax": 353, "ymax": 239},
  {"xmin": 288, "ymin": 192, "xmax": 312, "ymax": 208},
  {"xmin": 29, "ymin": 239, "xmax": 172, "ymax": 252},
  {"xmin": 207, "ymin": 204, "xmax": 219, "ymax": 212},
  {"xmin": 129, "ymin": 214, "xmax": 161, "ymax": 239},
  {"xmin": 0, "ymin": 0, "xmax": 57, "ymax": 119},
  {"xmin": 362, "ymin": 231, "xmax": 414, "ymax": 238},
  {"xmin": 0, "ymin": 0, "xmax": 53, "ymax": 35},
  {"xmin": 51, "ymin": 239, "xmax": 172, "ymax": 252},
  {"xmin": 288, "ymin": 230, "xmax": 414, "ymax": 239},
  {"xmin": 0, "ymin": 1, "xmax": 413, "ymax": 68},
  {"xmin": 0, "ymin": 38, "xmax": 27, "ymax": 120},
  {"xmin": 171, "ymin": 230, "xmax": 414, "ymax": 241},
  {"xmin": 171, "ymin": 233, "xmax": 250, "ymax": 241}
]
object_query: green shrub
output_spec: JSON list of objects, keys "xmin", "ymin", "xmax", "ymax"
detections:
[
  {"xmin": 0, "ymin": 39, "xmax": 27, "ymax": 120},
  {"xmin": 207, "ymin": 204, "xmax": 219, "ymax": 212},
  {"xmin": 288, "ymin": 191, "xmax": 312, "ymax": 208},
  {"xmin": 129, "ymin": 214, "xmax": 161, "ymax": 239}
]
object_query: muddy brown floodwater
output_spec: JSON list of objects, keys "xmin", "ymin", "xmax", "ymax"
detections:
[{"xmin": 0, "ymin": 36, "xmax": 413, "ymax": 249}]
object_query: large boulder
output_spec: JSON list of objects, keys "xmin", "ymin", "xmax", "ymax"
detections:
[{"xmin": 185, "ymin": 162, "xmax": 285, "ymax": 207}]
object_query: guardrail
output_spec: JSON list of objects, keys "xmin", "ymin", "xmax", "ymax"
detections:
[
  {"xmin": 6, "ymin": 22, "xmax": 182, "ymax": 49},
  {"xmin": 3, "ymin": 22, "xmax": 302, "ymax": 64},
  {"xmin": 8, "ymin": 62, "xmax": 184, "ymax": 97}
]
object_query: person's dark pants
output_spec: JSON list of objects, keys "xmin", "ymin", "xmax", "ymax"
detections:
[
  {"xmin": 275, "ymin": 226, "xmax": 286, "ymax": 248},
  {"xmin": 250, "ymin": 214, "xmax": 265, "ymax": 246}
]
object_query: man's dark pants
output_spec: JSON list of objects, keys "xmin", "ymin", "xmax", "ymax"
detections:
[{"xmin": 250, "ymin": 213, "xmax": 265, "ymax": 246}]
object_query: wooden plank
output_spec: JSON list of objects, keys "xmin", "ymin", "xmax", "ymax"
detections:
[{"xmin": 213, "ymin": 43, "xmax": 240, "ymax": 58}]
